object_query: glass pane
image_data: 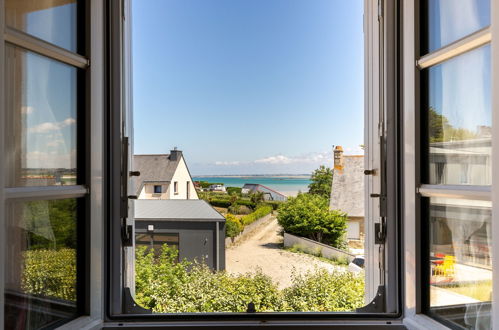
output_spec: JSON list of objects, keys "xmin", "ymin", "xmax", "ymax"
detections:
[
  {"xmin": 5, "ymin": 0, "xmax": 79, "ymax": 53},
  {"xmin": 425, "ymin": 45, "xmax": 491, "ymax": 185},
  {"xmin": 4, "ymin": 45, "xmax": 78, "ymax": 187},
  {"xmin": 429, "ymin": 197, "xmax": 492, "ymax": 329},
  {"xmin": 425, "ymin": 0, "xmax": 490, "ymax": 53},
  {"xmin": 4, "ymin": 199, "xmax": 79, "ymax": 330}
]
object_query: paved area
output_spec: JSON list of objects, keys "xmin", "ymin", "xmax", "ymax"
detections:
[{"xmin": 226, "ymin": 215, "xmax": 342, "ymax": 289}]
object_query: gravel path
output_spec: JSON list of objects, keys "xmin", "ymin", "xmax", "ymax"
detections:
[{"xmin": 226, "ymin": 215, "xmax": 340, "ymax": 289}]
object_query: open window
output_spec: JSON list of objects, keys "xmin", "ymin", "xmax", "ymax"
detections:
[{"xmin": 107, "ymin": 0, "xmax": 402, "ymax": 321}]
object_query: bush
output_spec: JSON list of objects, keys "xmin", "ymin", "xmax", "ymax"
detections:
[
  {"xmin": 233, "ymin": 199, "xmax": 256, "ymax": 208},
  {"xmin": 282, "ymin": 268, "xmax": 364, "ymax": 312},
  {"xmin": 228, "ymin": 204, "xmax": 253, "ymax": 215},
  {"xmin": 277, "ymin": 194, "xmax": 347, "ymax": 249},
  {"xmin": 135, "ymin": 245, "xmax": 365, "ymax": 312},
  {"xmin": 208, "ymin": 199, "xmax": 232, "ymax": 208},
  {"xmin": 225, "ymin": 214, "xmax": 243, "ymax": 238},
  {"xmin": 263, "ymin": 201, "xmax": 282, "ymax": 210},
  {"xmin": 240, "ymin": 205, "xmax": 272, "ymax": 226},
  {"xmin": 21, "ymin": 248, "xmax": 76, "ymax": 301},
  {"xmin": 226, "ymin": 187, "xmax": 242, "ymax": 195}
]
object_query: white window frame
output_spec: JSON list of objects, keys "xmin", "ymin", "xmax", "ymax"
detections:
[{"xmin": 401, "ymin": 1, "xmax": 499, "ymax": 329}]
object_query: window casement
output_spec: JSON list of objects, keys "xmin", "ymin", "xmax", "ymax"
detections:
[
  {"xmin": 154, "ymin": 185, "xmax": 162, "ymax": 194},
  {"xmin": 402, "ymin": 0, "xmax": 497, "ymax": 329},
  {"xmin": 107, "ymin": 0, "xmax": 404, "ymax": 325},
  {"xmin": 0, "ymin": 0, "xmax": 91, "ymax": 329}
]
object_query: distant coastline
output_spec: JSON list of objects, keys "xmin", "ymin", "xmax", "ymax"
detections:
[{"xmin": 192, "ymin": 175, "xmax": 311, "ymax": 197}]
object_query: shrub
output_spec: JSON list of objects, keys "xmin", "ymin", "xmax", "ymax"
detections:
[
  {"xmin": 225, "ymin": 214, "xmax": 243, "ymax": 238},
  {"xmin": 135, "ymin": 245, "xmax": 365, "ymax": 312},
  {"xmin": 21, "ymin": 248, "xmax": 76, "ymax": 301},
  {"xmin": 282, "ymin": 268, "xmax": 364, "ymax": 312},
  {"xmin": 226, "ymin": 187, "xmax": 242, "ymax": 195},
  {"xmin": 240, "ymin": 205, "xmax": 272, "ymax": 226},
  {"xmin": 208, "ymin": 199, "xmax": 232, "ymax": 208},
  {"xmin": 228, "ymin": 204, "xmax": 252, "ymax": 215},
  {"xmin": 233, "ymin": 199, "xmax": 256, "ymax": 208},
  {"xmin": 264, "ymin": 201, "xmax": 282, "ymax": 210},
  {"xmin": 308, "ymin": 165, "xmax": 333, "ymax": 200},
  {"xmin": 277, "ymin": 194, "xmax": 347, "ymax": 249}
]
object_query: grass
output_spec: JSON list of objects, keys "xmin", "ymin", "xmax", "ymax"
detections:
[
  {"xmin": 443, "ymin": 280, "xmax": 492, "ymax": 302},
  {"xmin": 284, "ymin": 245, "xmax": 350, "ymax": 266}
]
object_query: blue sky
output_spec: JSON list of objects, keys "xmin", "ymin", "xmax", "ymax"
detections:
[{"xmin": 132, "ymin": 0, "xmax": 364, "ymax": 175}]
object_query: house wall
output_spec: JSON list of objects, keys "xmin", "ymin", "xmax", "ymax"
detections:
[
  {"xmin": 138, "ymin": 183, "xmax": 170, "ymax": 199},
  {"xmin": 135, "ymin": 220, "xmax": 225, "ymax": 270},
  {"xmin": 169, "ymin": 157, "xmax": 199, "ymax": 200},
  {"xmin": 347, "ymin": 216, "xmax": 365, "ymax": 240}
]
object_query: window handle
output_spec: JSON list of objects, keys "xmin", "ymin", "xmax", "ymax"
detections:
[
  {"xmin": 130, "ymin": 171, "xmax": 140, "ymax": 176},
  {"xmin": 364, "ymin": 169, "xmax": 377, "ymax": 175}
]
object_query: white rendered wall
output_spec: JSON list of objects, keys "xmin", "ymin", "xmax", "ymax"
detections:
[{"xmin": 169, "ymin": 157, "xmax": 198, "ymax": 200}]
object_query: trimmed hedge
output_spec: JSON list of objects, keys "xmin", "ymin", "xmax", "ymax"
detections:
[
  {"xmin": 226, "ymin": 187, "xmax": 242, "ymax": 195},
  {"xmin": 233, "ymin": 199, "xmax": 255, "ymax": 208},
  {"xmin": 240, "ymin": 205, "xmax": 272, "ymax": 226},
  {"xmin": 208, "ymin": 199, "xmax": 232, "ymax": 208}
]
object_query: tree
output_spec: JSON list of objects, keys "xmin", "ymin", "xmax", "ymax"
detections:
[
  {"xmin": 277, "ymin": 194, "xmax": 347, "ymax": 248},
  {"xmin": 429, "ymin": 107, "xmax": 477, "ymax": 143},
  {"xmin": 308, "ymin": 165, "xmax": 333, "ymax": 200}
]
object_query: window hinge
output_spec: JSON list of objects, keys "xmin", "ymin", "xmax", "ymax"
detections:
[{"xmin": 121, "ymin": 223, "xmax": 133, "ymax": 247}]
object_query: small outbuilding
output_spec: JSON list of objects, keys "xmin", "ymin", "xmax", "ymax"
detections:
[{"xmin": 134, "ymin": 199, "xmax": 226, "ymax": 270}]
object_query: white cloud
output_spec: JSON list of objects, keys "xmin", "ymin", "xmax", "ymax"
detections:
[
  {"xmin": 46, "ymin": 139, "xmax": 64, "ymax": 147},
  {"xmin": 254, "ymin": 155, "xmax": 292, "ymax": 164},
  {"xmin": 28, "ymin": 117, "xmax": 76, "ymax": 134},
  {"xmin": 25, "ymin": 149, "xmax": 76, "ymax": 168},
  {"xmin": 254, "ymin": 152, "xmax": 330, "ymax": 165},
  {"xmin": 215, "ymin": 160, "xmax": 241, "ymax": 166}
]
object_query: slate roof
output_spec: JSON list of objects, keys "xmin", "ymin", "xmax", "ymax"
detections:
[
  {"xmin": 330, "ymin": 156, "xmax": 364, "ymax": 217},
  {"xmin": 132, "ymin": 154, "xmax": 180, "ymax": 194},
  {"xmin": 134, "ymin": 200, "xmax": 225, "ymax": 222}
]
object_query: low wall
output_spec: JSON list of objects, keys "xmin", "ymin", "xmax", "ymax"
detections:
[
  {"xmin": 283, "ymin": 232, "xmax": 355, "ymax": 262},
  {"xmin": 225, "ymin": 213, "xmax": 273, "ymax": 247}
]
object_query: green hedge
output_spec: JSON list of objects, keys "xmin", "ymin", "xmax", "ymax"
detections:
[
  {"xmin": 208, "ymin": 199, "xmax": 232, "ymax": 208},
  {"xmin": 226, "ymin": 187, "xmax": 242, "ymax": 195},
  {"xmin": 21, "ymin": 248, "xmax": 76, "ymax": 301},
  {"xmin": 135, "ymin": 245, "xmax": 364, "ymax": 312},
  {"xmin": 240, "ymin": 205, "xmax": 272, "ymax": 226},
  {"xmin": 233, "ymin": 199, "xmax": 255, "ymax": 208}
]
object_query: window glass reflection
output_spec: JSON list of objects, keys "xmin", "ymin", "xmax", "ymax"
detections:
[
  {"xmin": 5, "ymin": 45, "xmax": 78, "ymax": 187},
  {"xmin": 425, "ymin": 0, "xmax": 490, "ymax": 53},
  {"xmin": 429, "ymin": 197, "xmax": 492, "ymax": 329},
  {"xmin": 426, "ymin": 45, "xmax": 491, "ymax": 185},
  {"xmin": 5, "ymin": 0, "xmax": 79, "ymax": 53},
  {"xmin": 4, "ymin": 199, "xmax": 78, "ymax": 330}
]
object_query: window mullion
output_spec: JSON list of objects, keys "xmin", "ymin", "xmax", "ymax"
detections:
[
  {"xmin": 5, "ymin": 27, "xmax": 89, "ymax": 69},
  {"xmin": 417, "ymin": 26, "xmax": 491, "ymax": 69},
  {"xmin": 418, "ymin": 184, "xmax": 492, "ymax": 201}
]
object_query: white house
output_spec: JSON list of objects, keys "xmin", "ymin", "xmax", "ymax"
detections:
[{"xmin": 132, "ymin": 149, "xmax": 199, "ymax": 200}]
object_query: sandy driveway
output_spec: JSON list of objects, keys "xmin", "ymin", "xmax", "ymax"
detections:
[{"xmin": 226, "ymin": 215, "xmax": 340, "ymax": 289}]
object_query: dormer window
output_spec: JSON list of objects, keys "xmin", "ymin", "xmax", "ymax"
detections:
[{"xmin": 154, "ymin": 185, "xmax": 162, "ymax": 194}]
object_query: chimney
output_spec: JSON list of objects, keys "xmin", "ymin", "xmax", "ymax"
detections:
[
  {"xmin": 169, "ymin": 147, "xmax": 182, "ymax": 161},
  {"xmin": 334, "ymin": 146, "xmax": 344, "ymax": 171}
]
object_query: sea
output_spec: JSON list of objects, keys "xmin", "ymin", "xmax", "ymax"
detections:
[{"xmin": 192, "ymin": 176, "xmax": 311, "ymax": 197}]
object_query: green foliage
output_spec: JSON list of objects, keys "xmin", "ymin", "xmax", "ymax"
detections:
[
  {"xmin": 21, "ymin": 249, "xmax": 76, "ymax": 301},
  {"xmin": 228, "ymin": 204, "xmax": 253, "ymax": 215},
  {"xmin": 226, "ymin": 187, "xmax": 242, "ymax": 195},
  {"xmin": 240, "ymin": 205, "xmax": 272, "ymax": 226},
  {"xmin": 308, "ymin": 165, "xmax": 333, "ymax": 200},
  {"xmin": 250, "ymin": 192, "xmax": 265, "ymax": 204},
  {"xmin": 225, "ymin": 214, "xmax": 243, "ymax": 238},
  {"xmin": 282, "ymin": 268, "xmax": 364, "ymax": 312},
  {"xmin": 429, "ymin": 107, "xmax": 478, "ymax": 143},
  {"xmin": 208, "ymin": 199, "xmax": 232, "ymax": 208},
  {"xmin": 135, "ymin": 245, "xmax": 364, "ymax": 312},
  {"xmin": 277, "ymin": 194, "xmax": 347, "ymax": 248},
  {"xmin": 135, "ymin": 245, "xmax": 282, "ymax": 312},
  {"xmin": 263, "ymin": 200, "xmax": 282, "ymax": 210},
  {"xmin": 25, "ymin": 199, "xmax": 77, "ymax": 249},
  {"xmin": 195, "ymin": 181, "xmax": 224, "ymax": 189},
  {"xmin": 233, "ymin": 199, "xmax": 256, "ymax": 208}
]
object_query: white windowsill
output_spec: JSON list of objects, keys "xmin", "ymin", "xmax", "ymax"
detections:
[
  {"xmin": 56, "ymin": 316, "xmax": 102, "ymax": 330},
  {"xmin": 403, "ymin": 314, "xmax": 450, "ymax": 330}
]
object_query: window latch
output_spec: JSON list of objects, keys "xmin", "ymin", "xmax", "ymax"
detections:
[
  {"xmin": 375, "ymin": 221, "xmax": 386, "ymax": 244},
  {"xmin": 121, "ymin": 224, "xmax": 133, "ymax": 247}
]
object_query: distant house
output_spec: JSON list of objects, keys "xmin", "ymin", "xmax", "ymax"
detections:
[
  {"xmin": 329, "ymin": 146, "xmax": 365, "ymax": 241},
  {"xmin": 241, "ymin": 183, "xmax": 287, "ymax": 201},
  {"xmin": 132, "ymin": 149, "xmax": 198, "ymax": 200},
  {"xmin": 134, "ymin": 200, "xmax": 225, "ymax": 270}
]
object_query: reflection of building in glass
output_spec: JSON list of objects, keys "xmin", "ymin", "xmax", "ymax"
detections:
[
  {"xmin": 429, "ymin": 137, "xmax": 491, "ymax": 185},
  {"xmin": 430, "ymin": 199, "xmax": 491, "ymax": 268}
]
